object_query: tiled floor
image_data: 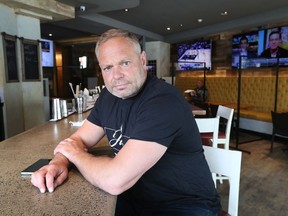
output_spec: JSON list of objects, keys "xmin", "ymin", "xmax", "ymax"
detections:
[{"xmin": 219, "ymin": 136, "xmax": 288, "ymax": 215}]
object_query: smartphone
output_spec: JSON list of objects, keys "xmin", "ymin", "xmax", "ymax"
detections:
[{"xmin": 21, "ymin": 159, "xmax": 51, "ymax": 177}]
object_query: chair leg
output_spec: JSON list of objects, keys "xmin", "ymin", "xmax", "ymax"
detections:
[
  {"xmin": 270, "ymin": 133, "xmax": 275, "ymax": 153},
  {"xmin": 217, "ymin": 174, "xmax": 223, "ymax": 184},
  {"xmin": 216, "ymin": 174, "xmax": 229, "ymax": 184}
]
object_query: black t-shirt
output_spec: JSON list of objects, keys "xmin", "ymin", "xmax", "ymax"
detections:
[{"xmin": 87, "ymin": 74, "xmax": 221, "ymax": 213}]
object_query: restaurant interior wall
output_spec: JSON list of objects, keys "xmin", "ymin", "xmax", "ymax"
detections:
[
  {"xmin": 145, "ymin": 41, "xmax": 170, "ymax": 78},
  {"xmin": 0, "ymin": 3, "xmax": 45, "ymax": 138}
]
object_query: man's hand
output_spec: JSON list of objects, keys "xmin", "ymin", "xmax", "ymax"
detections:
[
  {"xmin": 31, "ymin": 154, "xmax": 69, "ymax": 193},
  {"xmin": 53, "ymin": 138, "xmax": 88, "ymax": 164},
  {"xmin": 30, "ymin": 121, "xmax": 103, "ymax": 194}
]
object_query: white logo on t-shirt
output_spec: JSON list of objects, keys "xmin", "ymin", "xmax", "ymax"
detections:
[{"xmin": 105, "ymin": 125, "xmax": 130, "ymax": 154}]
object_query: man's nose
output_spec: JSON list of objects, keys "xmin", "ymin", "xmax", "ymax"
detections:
[{"xmin": 112, "ymin": 65, "xmax": 124, "ymax": 79}]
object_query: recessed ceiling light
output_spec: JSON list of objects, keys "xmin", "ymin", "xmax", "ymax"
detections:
[
  {"xmin": 221, "ymin": 11, "xmax": 228, "ymax": 16},
  {"xmin": 49, "ymin": 33, "xmax": 52, "ymax": 37},
  {"xmin": 197, "ymin": 19, "xmax": 203, "ymax": 23},
  {"xmin": 124, "ymin": 8, "xmax": 129, "ymax": 12},
  {"xmin": 180, "ymin": 24, "xmax": 183, "ymax": 27},
  {"xmin": 167, "ymin": 27, "xmax": 171, "ymax": 31}
]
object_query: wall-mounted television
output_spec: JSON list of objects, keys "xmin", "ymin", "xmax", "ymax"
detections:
[
  {"xmin": 176, "ymin": 40, "xmax": 212, "ymax": 70},
  {"xmin": 40, "ymin": 39, "xmax": 54, "ymax": 67},
  {"xmin": 232, "ymin": 25, "xmax": 288, "ymax": 68},
  {"xmin": 258, "ymin": 26, "xmax": 288, "ymax": 57},
  {"xmin": 231, "ymin": 32, "xmax": 258, "ymax": 68}
]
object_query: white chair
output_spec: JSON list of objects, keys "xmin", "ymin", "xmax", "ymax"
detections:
[
  {"xmin": 202, "ymin": 105, "xmax": 234, "ymax": 150},
  {"xmin": 214, "ymin": 105, "xmax": 235, "ymax": 184},
  {"xmin": 203, "ymin": 145, "xmax": 242, "ymax": 216},
  {"xmin": 195, "ymin": 116, "xmax": 220, "ymax": 148},
  {"xmin": 195, "ymin": 117, "xmax": 220, "ymax": 187},
  {"xmin": 216, "ymin": 105, "xmax": 234, "ymax": 150},
  {"xmin": 197, "ymin": 108, "xmax": 234, "ymax": 183}
]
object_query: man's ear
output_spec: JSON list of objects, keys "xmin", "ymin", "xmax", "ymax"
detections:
[{"xmin": 140, "ymin": 51, "xmax": 147, "ymax": 66}]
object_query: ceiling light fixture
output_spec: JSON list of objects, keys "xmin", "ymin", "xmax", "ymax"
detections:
[
  {"xmin": 221, "ymin": 11, "xmax": 228, "ymax": 16},
  {"xmin": 197, "ymin": 19, "xmax": 203, "ymax": 23},
  {"xmin": 167, "ymin": 27, "xmax": 171, "ymax": 31},
  {"xmin": 80, "ymin": 5, "xmax": 86, "ymax": 12},
  {"xmin": 124, "ymin": 8, "xmax": 129, "ymax": 12},
  {"xmin": 49, "ymin": 33, "xmax": 53, "ymax": 37}
]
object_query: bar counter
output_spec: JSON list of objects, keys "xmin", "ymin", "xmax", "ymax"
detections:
[{"xmin": 0, "ymin": 111, "xmax": 116, "ymax": 215}]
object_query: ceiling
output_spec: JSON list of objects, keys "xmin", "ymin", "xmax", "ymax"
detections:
[{"xmin": 40, "ymin": 0, "xmax": 288, "ymax": 43}]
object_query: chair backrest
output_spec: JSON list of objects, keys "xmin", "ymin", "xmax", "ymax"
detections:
[
  {"xmin": 216, "ymin": 105, "xmax": 234, "ymax": 149},
  {"xmin": 271, "ymin": 111, "xmax": 288, "ymax": 136},
  {"xmin": 203, "ymin": 145, "xmax": 242, "ymax": 216},
  {"xmin": 195, "ymin": 116, "xmax": 220, "ymax": 147}
]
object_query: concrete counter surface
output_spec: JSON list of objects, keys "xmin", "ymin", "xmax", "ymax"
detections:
[{"xmin": 0, "ymin": 112, "xmax": 116, "ymax": 215}]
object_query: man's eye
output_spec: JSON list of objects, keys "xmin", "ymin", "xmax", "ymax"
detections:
[
  {"xmin": 121, "ymin": 61, "xmax": 131, "ymax": 67},
  {"xmin": 103, "ymin": 65, "xmax": 112, "ymax": 71}
]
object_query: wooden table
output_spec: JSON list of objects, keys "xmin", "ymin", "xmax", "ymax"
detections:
[
  {"xmin": 208, "ymin": 101, "xmax": 254, "ymax": 111},
  {"xmin": 0, "ymin": 111, "xmax": 116, "ymax": 215},
  {"xmin": 190, "ymin": 104, "xmax": 207, "ymax": 116}
]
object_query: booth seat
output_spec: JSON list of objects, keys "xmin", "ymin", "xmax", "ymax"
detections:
[{"xmin": 175, "ymin": 76, "xmax": 288, "ymax": 122}]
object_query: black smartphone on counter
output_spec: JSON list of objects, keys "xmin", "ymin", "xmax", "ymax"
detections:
[{"xmin": 21, "ymin": 159, "xmax": 51, "ymax": 177}]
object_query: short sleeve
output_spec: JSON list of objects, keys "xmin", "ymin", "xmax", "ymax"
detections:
[{"xmin": 130, "ymin": 93, "xmax": 192, "ymax": 147}]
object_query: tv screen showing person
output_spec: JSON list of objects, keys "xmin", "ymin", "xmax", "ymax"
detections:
[
  {"xmin": 238, "ymin": 36, "xmax": 256, "ymax": 58},
  {"xmin": 232, "ymin": 32, "xmax": 258, "ymax": 68},
  {"xmin": 260, "ymin": 30, "xmax": 288, "ymax": 58}
]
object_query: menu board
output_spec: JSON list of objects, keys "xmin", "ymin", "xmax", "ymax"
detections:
[
  {"xmin": 22, "ymin": 39, "xmax": 40, "ymax": 81},
  {"xmin": 2, "ymin": 33, "xmax": 18, "ymax": 82}
]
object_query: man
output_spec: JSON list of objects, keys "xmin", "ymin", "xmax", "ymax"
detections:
[
  {"xmin": 190, "ymin": 79, "xmax": 208, "ymax": 103},
  {"xmin": 238, "ymin": 36, "xmax": 255, "ymax": 58},
  {"xmin": 232, "ymin": 36, "xmax": 255, "ymax": 68},
  {"xmin": 261, "ymin": 31, "xmax": 288, "ymax": 58},
  {"xmin": 31, "ymin": 29, "xmax": 221, "ymax": 215}
]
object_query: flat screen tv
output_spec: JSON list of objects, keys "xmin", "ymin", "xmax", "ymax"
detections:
[
  {"xmin": 231, "ymin": 32, "xmax": 258, "ymax": 68},
  {"xmin": 232, "ymin": 25, "xmax": 288, "ymax": 68},
  {"xmin": 176, "ymin": 40, "xmax": 212, "ymax": 70},
  {"xmin": 40, "ymin": 39, "xmax": 54, "ymax": 67}
]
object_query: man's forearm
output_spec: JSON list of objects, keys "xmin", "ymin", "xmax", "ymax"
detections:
[{"xmin": 49, "ymin": 152, "xmax": 70, "ymax": 167}]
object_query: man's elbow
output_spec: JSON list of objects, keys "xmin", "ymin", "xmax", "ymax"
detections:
[{"xmin": 94, "ymin": 178, "xmax": 132, "ymax": 196}]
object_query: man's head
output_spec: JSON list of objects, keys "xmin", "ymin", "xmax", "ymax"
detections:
[
  {"xmin": 95, "ymin": 29, "xmax": 147, "ymax": 99},
  {"xmin": 239, "ymin": 36, "xmax": 249, "ymax": 51},
  {"xmin": 197, "ymin": 80, "xmax": 204, "ymax": 88},
  {"xmin": 268, "ymin": 31, "xmax": 282, "ymax": 50}
]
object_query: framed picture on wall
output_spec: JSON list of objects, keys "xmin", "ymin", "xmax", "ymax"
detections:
[
  {"xmin": 2, "ymin": 33, "xmax": 19, "ymax": 82},
  {"xmin": 21, "ymin": 38, "xmax": 41, "ymax": 81}
]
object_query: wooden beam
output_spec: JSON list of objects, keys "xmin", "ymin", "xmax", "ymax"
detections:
[{"xmin": 0, "ymin": 0, "xmax": 74, "ymax": 21}]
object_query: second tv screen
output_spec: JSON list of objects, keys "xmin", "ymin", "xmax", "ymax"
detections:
[{"xmin": 232, "ymin": 26, "xmax": 288, "ymax": 68}]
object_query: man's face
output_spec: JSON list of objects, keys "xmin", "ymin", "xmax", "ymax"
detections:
[
  {"xmin": 197, "ymin": 81, "xmax": 203, "ymax": 88},
  {"xmin": 269, "ymin": 33, "xmax": 281, "ymax": 50},
  {"xmin": 97, "ymin": 37, "xmax": 147, "ymax": 99},
  {"xmin": 240, "ymin": 39, "xmax": 249, "ymax": 50}
]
